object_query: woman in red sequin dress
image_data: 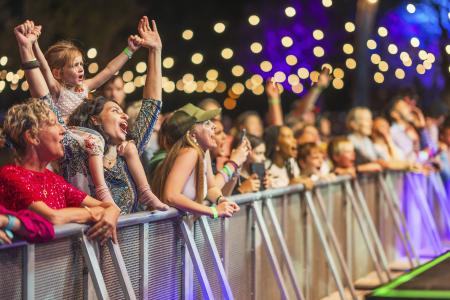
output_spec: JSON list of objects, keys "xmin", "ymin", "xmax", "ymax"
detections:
[{"xmin": 0, "ymin": 95, "xmax": 120, "ymax": 244}]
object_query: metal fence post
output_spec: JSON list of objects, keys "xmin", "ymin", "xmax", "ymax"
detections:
[
  {"xmin": 406, "ymin": 173, "xmax": 443, "ymax": 254},
  {"xmin": 24, "ymin": 244, "xmax": 34, "ymax": 300},
  {"xmin": 344, "ymin": 181, "xmax": 387, "ymax": 283},
  {"xmin": 198, "ymin": 216, "xmax": 234, "ymax": 300},
  {"xmin": 252, "ymin": 202, "xmax": 289, "ymax": 300},
  {"xmin": 265, "ymin": 198, "xmax": 305, "ymax": 300},
  {"xmin": 304, "ymin": 191, "xmax": 347, "ymax": 299},
  {"xmin": 81, "ymin": 234, "xmax": 109, "ymax": 300},
  {"xmin": 106, "ymin": 240, "xmax": 137, "ymax": 300},
  {"xmin": 140, "ymin": 223, "xmax": 149, "ymax": 300},
  {"xmin": 378, "ymin": 174, "xmax": 419, "ymax": 268},
  {"xmin": 180, "ymin": 219, "xmax": 214, "ymax": 300},
  {"xmin": 313, "ymin": 188, "xmax": 358, "ymax": 300},
  {"xmin": 353, "ymin": 179, "xmax": 392, "ymax": 280}
]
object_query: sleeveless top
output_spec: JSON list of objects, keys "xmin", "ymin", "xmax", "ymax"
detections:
[
  {"xmin": 55, "ymin": 85, "xmax": 89, "ymax": 119},
  {"xmin": 182, "ymin": 155, "xmax": 208, "ymax": 201}
]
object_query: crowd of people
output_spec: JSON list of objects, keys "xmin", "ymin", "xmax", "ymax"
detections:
[{"xmin": 0, "ymin": 17, "xmax": 449, "ymax": 246}]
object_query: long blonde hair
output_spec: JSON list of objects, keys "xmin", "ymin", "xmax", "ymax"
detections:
[{"xmin": 151, "ymin": 131, "xmax": 206, "ymax": 204}]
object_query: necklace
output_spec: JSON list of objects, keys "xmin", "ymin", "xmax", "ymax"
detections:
[{"xmin": 103, "ymin": 146, "xmax": 117, "ymax": 169}]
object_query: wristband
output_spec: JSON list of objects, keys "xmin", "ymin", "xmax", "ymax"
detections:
[
  {"xmin": 210, "ymin": 206, "xmax": 219, "ymax": 219},
  {"xmin": 268, "ymin": 97, "xmax": 280, "ymax": 105},
  {"xmin": 123, "ymin": 47, "xmax": 133, "ymax": 59},
  {"xmin": 21, "ymin": 59, "xmax": 41, "ymax": 70},
  {"xmin": 5, "ymin": 215, "xmax": 17, "ymax": 231},
  {"xmin": 223, "ymin": 165, "xmax": 233, "ymax": 177},
  {"xmin": 225, "ymin": 160, "xmax": 239, "ymax": 172}
]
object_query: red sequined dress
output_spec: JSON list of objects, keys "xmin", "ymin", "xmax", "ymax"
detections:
[{"xmin": 0, "ymin": 165, "xmax": 86, "ymax": 212}]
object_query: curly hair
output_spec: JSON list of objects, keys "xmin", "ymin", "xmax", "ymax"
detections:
[
  {"xmin": 2, "ymin": 99, "xmax": 52, "ymax": 156},
  {"xmin": 45, "ymin": 40, "xmax": 83, "ymax": 71}
]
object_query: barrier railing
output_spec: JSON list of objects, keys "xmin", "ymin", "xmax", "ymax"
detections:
[{"xmin": 0, "ymin": 171, "xmax": 448, "ymax": 300}]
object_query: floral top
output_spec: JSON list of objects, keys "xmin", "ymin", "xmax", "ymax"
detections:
[{"xmin": 42, "ymin": 94, "xmax": 161, "ymax": 214}]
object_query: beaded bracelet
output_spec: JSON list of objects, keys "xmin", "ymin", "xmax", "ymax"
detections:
[
  {"xmin": 123, "ymin": 47, "xmax": 133, "ymax": 59},
  {"xmin": 225, "ymin": 160, "xmax": 238, "ymax": 172},
  {"xmin": 21, "ymin": 59, "xmax": 41, "ymax": 70},
  {"xmin": 215, "ymin": 195, "xmax": 224, "ymax": 205}
]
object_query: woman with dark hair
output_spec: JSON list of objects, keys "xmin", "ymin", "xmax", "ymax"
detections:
[
  {"xmin": 264, "ymin": 125, "xmax": 307, "ymax": 188},
  {"xmin": 232, "ymin": 133, "xmax": 272, "ymax": 194}
]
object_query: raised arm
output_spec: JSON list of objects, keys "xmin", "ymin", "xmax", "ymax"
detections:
[
  {"xmin": 266, "ymin": 79, "xmax": 284, "ymax": 126},
  {"xmin": 129, "ymin": 17, "xmax": 163, "ymax": 154},
  {"xmin": 30, "ymin": 23, "xmax": 62, "ymax": 97},
  {"xmin": 14, "ymin": 21, "xmax": 49, "ymax": 99},
  {"xmin": 291, "ymin": 68, "xmax": 331, "ymax": 118},
  {"xmin": 84, "ymin": 35, "xmax": 141, "ymax": 91}
]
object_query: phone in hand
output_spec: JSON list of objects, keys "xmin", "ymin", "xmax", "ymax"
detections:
[
  {"xmin": 240, "ymin": 128, "xmax": 247, "ymax": 144},
  {"xmin": 250, "ymin": 162, "xmax": 265, "ymax": 191}
]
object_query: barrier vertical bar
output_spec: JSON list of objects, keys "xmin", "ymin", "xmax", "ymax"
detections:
[
  {"xmin": 353, "ymin": 179, "xmax": 392, "ymax": 280},
  {"xmin": 180, "ymin": 219, "xmax": 214, "ymax": 300},
  {"xmin": 429, "ymin": 173, "xmax": 450, "ymax": 233},
  {"xmin": 198, "ymin": 216, "xmax": 234, "ymax": 300},
  {"xmin": 24, "ymin": 244, "xmax": 34, "ymax": 300},
  {"xmin": 314, "ymin": 189, "xmax": 358, "ymax": 300},
  {"xmin": 304, "ymin": 191, "xmax": 346, "ymax": 299},
  {"xmin": 378, "ymin": 174, "xmax": 419, "ymax": 268},
  {"xmin": 265, "ymin": 198, "xmax": 305, "ymax": 300},
  {"xmin": 81, "ymin": 234, "xmax": 109, "ymax": 300},
  {"xmin": 383, "ymin": 173, "xmax": 420, "ymax": 266},
  {"xmin": 252, "ymin": 202, "xmax": 289, "ymax": 300},
  {"xmin": 344, "ymin": 181, "xmax": 387, "ymax": 283},
  {"xmin": 107, "ymin": 240, "xmax": 137, "ymax": 300},
  {"xmin": 407, "ymin": 174, "xmax": 442, "ymax": 254},
  {"xmin": 140, "ymin": 223, "xmax": 149, "ymax": 300}
]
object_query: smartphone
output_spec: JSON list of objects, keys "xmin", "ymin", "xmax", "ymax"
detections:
[
  {"xmin": 250, "ymin": 162, "xmax": 265, "ymax": 191},
  {"xmin": 240, "ymin": 128, "xmax": 247, "ymax": 144}
]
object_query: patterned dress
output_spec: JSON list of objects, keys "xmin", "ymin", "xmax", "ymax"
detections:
[{"xmin": 42, "ymin": 94, "xmax": 161, "ymax": 214}]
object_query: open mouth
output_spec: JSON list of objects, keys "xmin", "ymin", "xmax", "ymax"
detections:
[
  {"xmin": 78, "ymin": 74, "xmax": 84, "ymax": 81},
  {"xmin": 119, "ymin": 121, "xmax": 128, "ymax": 135}
]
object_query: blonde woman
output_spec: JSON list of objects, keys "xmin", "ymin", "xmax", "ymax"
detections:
[{"xmin": 152, "ymin": 104, "xmax": 240, "ymax": 218}]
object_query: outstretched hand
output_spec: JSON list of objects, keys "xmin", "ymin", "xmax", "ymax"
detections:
[
  {"xmin": 137, "ymin": 16, "xmax": 162, "ymax": 50},
  {"xmin": 317, "ymin": 67, "xmax": 332, "ymax": 89},
  {"xmin": 266, "ymin": 77, "xmax": 280, "ymax": 99}
]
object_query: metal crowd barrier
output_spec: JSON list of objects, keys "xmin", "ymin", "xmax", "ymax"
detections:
[{"xmin": 0, "ymin": 171, "xmax": 448, "ymax": 300}]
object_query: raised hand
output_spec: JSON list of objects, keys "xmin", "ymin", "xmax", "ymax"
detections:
[
  {"xmin": 317, "ymin": 67, "xmax": 332, "ymax": 89},
  {"xmin": 266, "ymin": 78, "xmax": 281, "ymax": 99},
  {"xmin": 137, "ymin": 16, "xmax": 162, "ymax": 50},
  {"xmin": 127, "ymin": 34, "xmax": 142, "ymax": 53},
  {"xmin": 14, "ymin": 20, "xmax": 41, "ymax": 47}
]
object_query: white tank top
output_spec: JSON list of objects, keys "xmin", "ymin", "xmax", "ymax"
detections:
[{"xmin": 182, "ymin": 156, "xmax": 208, "ymax": 201}]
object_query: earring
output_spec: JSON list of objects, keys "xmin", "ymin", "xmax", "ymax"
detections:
[{"xmin": 192, "ymin": 135, "xmax": 199, "ymax": 145}]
